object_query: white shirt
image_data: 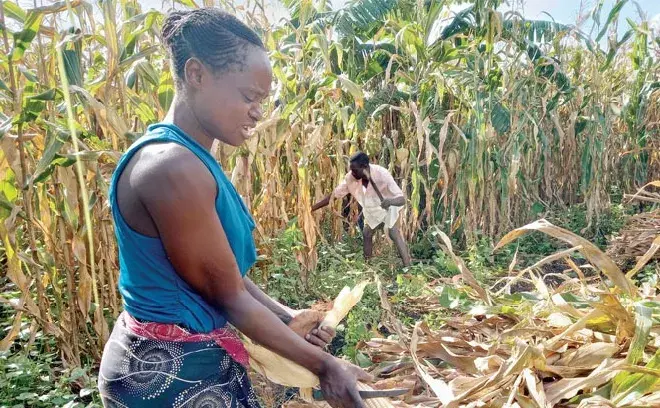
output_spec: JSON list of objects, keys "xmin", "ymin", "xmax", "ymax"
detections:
[{"xmin": 332, "ymin": 164, "xmax": 404, "ymax": 229}]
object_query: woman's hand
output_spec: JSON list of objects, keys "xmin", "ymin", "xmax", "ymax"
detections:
[
  {"xmin": 319, "ymin": 358, "xmax": 373, "ymax": 408},
  {"xmin": 288, "ymin": 309, "xmax": 336, "ymax": 348}
]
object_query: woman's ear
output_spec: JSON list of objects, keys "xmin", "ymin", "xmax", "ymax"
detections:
[{"xmin": 184, "ymin": 58, "xmax": 205, "ymax": 89}]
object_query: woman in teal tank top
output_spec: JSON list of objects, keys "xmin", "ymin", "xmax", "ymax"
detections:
[{"xmin": 98, "ymin": 8, "xmax": 369, "ymax": 408}]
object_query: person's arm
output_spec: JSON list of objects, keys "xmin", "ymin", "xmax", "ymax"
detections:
[
  {"xmin": 138, "ymin": 149, "xmax": 368, "ymax": 407},
  {"xmin": 381, "ymin": 195, "xmax": 405, "ymax": 209},
  {"xmin": 377, "ymin": 168, "xmax": 406, "ymax": 209},
  {"xmin": 313, "ymin": 174, "xmax": 350, "ymax": 212},
  {"xmin": 244, "ymin": 277, "xmax": 336, "ymax": 347},
  {"xmin": 244, "ymin": 277, "xmax": 294, "ymax": 323},
  {"xmin": 312, "ymin": 194, "xmax": 332, "ymax": 211}
]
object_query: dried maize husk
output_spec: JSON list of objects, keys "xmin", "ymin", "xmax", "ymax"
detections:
[{"xmin": 243, "ymin": 282, "xmax": 369, "ymax": 388}]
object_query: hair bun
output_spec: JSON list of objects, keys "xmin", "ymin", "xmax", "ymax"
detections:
[{"xmin": 161, "ymin": 10, "xmax": 190, "ymax": 47}]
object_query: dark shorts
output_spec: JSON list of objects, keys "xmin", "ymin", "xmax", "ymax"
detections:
[{"xmin": 98, "ymin": 316, "xmax": 261, "ymax": 407}]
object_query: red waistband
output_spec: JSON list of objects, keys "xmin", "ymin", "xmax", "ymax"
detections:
[{"xmin": 121, "ymin": 311, "xmax": 249, "ymax": 367}]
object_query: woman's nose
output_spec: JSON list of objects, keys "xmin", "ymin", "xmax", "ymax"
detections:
[{"xmin": 249, "ymin": 106, "xmax": 263, "ymax": 122}]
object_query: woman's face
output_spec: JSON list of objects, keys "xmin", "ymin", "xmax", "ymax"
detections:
[{"xmin": 189, "ymin": 47, "xmax": 273, "ymax": 147}]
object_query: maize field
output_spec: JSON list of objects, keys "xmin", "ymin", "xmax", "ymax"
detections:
[{"xmin": 0, "ymin": 0, "xmax": 659, "ymax": 406}]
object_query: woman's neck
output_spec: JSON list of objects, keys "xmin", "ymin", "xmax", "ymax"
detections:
[{"xmin": 163, "ymin": 96, "xmax": 215, "ymax": 151}]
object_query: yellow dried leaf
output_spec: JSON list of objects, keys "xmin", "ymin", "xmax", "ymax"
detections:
[
  {"xmin": 2, "ymin": 232, "xmax": 29, "ymax": 292},
  {"xmin": 545, "ymin": 308, "xmax": 606, "ymax": 350},
  {"xmin": 545, "ymin": 359, "xmax": 625, "ymax": 405},
  {"xmin": 421, "ymin": 341, "xmax": 478, "ymax": 374},
  {"xmin": 495, "ymin": 219, "xmax": 636, "ymax": 297},
  {"xmin": 554, "ymin": 343, "xmax": 620, "ymax": 369},
  {"xmin": 547, "ymin": 312, "xmax": 573, "ymax": 328},
  {"xmin": 78, "ymin": 268, "xmax": 92, "ymax": 316},
  {"xmin": 628, "ymin": 181, "xmax": 660, "ymax": 203},
  {"xmin": 244, "ymin": 336, "xmax": 319, "ymax": 387},
  {"xmin": 411, "ymin": 322, "xmax": 455, "ymax": 405},
  {"xmin": 0, "ymin": 310, "xmax": 23, "ymax": 351},
  {"xmin": 551, "ymin": 293, "xmax": 586, "ymax": 319},
  {"xmin": 475, "ymin": 355, "xmax": 505, "ymax": 375},
  {"xmin": 626, "ymin": 235, "xmax": 660, "ymax": 278},
  {"xmin": 435, "ymin": 228, "xmax": 491, "ymax": 305}
]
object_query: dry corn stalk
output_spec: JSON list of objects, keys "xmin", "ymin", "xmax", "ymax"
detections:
[{"xmin": 243, "ymin": 282, "xmax": 369, "ymax": 388}]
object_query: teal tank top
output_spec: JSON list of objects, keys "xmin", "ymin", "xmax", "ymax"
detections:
[{"xmin": 108, "ymin": 123, "xmax": 257, "ymax": 333}]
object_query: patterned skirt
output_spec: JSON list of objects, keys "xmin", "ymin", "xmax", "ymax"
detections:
[{"xmin": 98, "ymin": 312, "xmax": 261, "ymax": 408}]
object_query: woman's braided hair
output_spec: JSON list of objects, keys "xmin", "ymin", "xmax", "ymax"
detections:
[{"xmin": 161, "ymin": 8, "xmax": 264, "ymax": 86}]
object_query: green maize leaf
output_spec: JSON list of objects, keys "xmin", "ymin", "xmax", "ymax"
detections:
[
  {"xmin": 423, "ymin": 0, "xmax": 446, "ymax": 44},
  {"xmin": 28, "ymin": 88, "xmax": 60, "ymax": 101},
  {"xmin": 281, "ymin": 95, "xmax": 306, "ymax": 120},
  {"xmin": 18, "ymin": 65, "xmax": 39, "ymax": 83},
  {"xmin": 337, "ymin": 75, "xmax": 364, "ymax": 107},
  {"xmin": 10, "ymin": 11, "xmax": 43, "ymax": 62},
  {"xmin": 117, "ymin": 46, "xmax": 159, "ymax": 78},
  {"xmin": 595, "ymin": 0, "xmax": 628, "ymax": 43},
  {"xmin": 133, "ymin": 101, "xmax": 157, "ymax": 125},
  {"xmin": 123, "ymin": 10, "xmax": 162, "ymax": 58},
  {"xmin": 630, "ymin": 305, "xmax": 653, "ymax": 359},
  {"xmin": 2, "ymin": 1, "xmax": 26, "ymax": 22},
  {"xmin": 18, "ymin": 83, "xmax": 46, "ymax": 123},
  {"xmin": 0, "ymin": 194, "xmax": 21, "ymax": 220},
  {"xmin": 0, "ymin": 112, "xmax": 11, "ymax": 139},
  {"xmin": 0, "ymin": 78, "xmax": 10, "ymax": 94},
  {"xmin": 491, "ymin": 101, "xmax": 511, "ymax": 135},
  {"xmin": 333, "ymin": 0, "xmax": 398, "ymax": 39},
  {"xmin": 0, "ymin": 169, "xmax": 18, "ymax": 204},
  {"xmin": 30, "ymin": 131, "xmax": 66, "ymax": 184},
  {"xmin": 157, "ymin": 70, "xmax": 175, "ymax": 112},
  {"xmin": 174, "ymin": 0, "xmax": 198, "ymax": 9},
  {"xmin": 125, "ymin": 66, "xmax": 137, "ymax": 89},
  {"xmin": 611, "ymin": 349, "xmax": 660, "ymax": 405},
  {"xmin": 440, "ymin": 6, "xmax": 475, "ymax": 40},
  {"xmin": 63, "ymin": 49, "xmax": 83, "ymax": 87},
  {"xmin": 134, "ymin": 59, "xmax": 160, "ymax": 87},
  {"xmin": 618, "ymin": 304, "xmax": 652, "ymax": 370},
  {"xmin": 612, "ymin": 304, "xmax": 653, "ymax": 392}
]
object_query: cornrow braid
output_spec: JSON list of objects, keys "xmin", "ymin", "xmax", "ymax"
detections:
[{"xmin": 161, "ymin": 8, "xmax": 265, "ymax": 86}]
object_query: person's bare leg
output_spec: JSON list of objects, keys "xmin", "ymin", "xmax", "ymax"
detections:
[
  {"xmin": 363, "ymin": 225, "xmax": 374, "ymax": 260},
  {"xmin": 388, "ymin": 226, "xmax": 411, "ymax": 266}
]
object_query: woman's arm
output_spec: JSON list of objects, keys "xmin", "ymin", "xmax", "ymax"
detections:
[{"xmin": 244, "ymin": 277, "xmax": 294, "ymax": 323}]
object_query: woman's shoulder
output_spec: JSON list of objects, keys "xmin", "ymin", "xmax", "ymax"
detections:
[{"xmin": 125, "ymin": 142, "xmax": 214, "ymax": 203}]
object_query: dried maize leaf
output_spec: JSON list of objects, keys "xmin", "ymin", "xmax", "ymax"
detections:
[
  {"xmin": 411, "ymin": 322, "xmax": 455, "ymax": 405},
  {"xmin": 475, "ymin": 355, "xmax": 505, "ymax": 375},
  {"xmin": 435, "ymin": 229, "xmax": 491, "ymax": 305},
  {"xmin": 495, "ymin": 219, "xmax": 636, "ymax": 297},
  {"xmin": 626, "ymin": 235, "xmax": 660, "ymax": 279},
  {"xmin": 547, "ymin": 312, "xmax": 573, "ymax": 328},
  {"xmin": 554, "ymin": 342, "xmax": 620, "ymax": 369},
  {"xmin": 544, "ymin": 359, "xmax": 625, "ymax": 405},
  {"xmin": 0, "ymin": 310, "xmax": 23, "ymax": 352}
]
